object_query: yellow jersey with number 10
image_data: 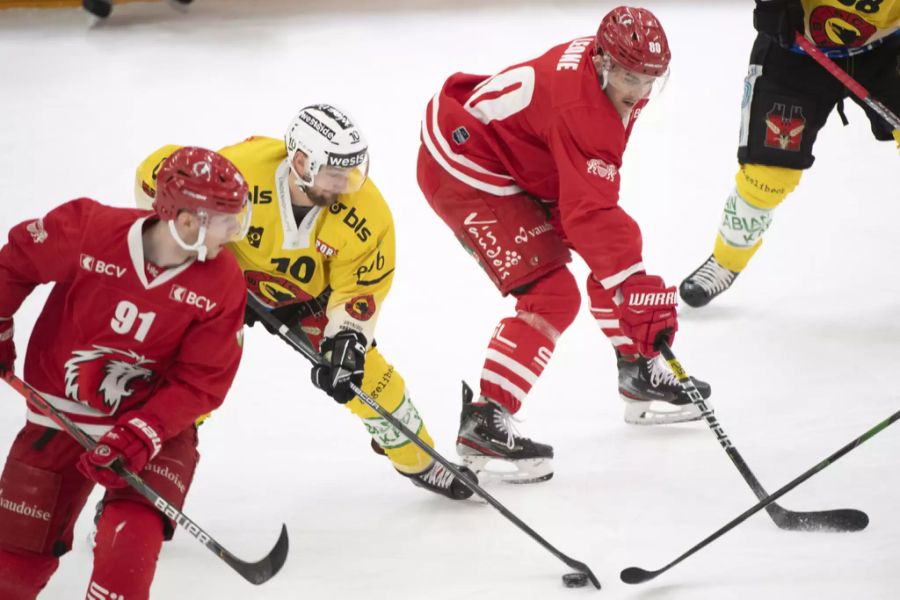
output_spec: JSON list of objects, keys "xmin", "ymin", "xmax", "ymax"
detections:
[{"xmin": 135, "ymin": 136, "xmax": 396, "ymax": 344}]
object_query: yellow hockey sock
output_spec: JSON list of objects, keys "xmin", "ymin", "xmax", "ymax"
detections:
[{"xmin": 345, "ymin": 349, "xmax": 435, "ymax": 474}]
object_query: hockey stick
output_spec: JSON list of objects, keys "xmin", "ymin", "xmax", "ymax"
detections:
[
  {"xmin": 621, "ymin": 407, "xmax": 900, "ymax": 584},
  {"xmin": 659, "ymin": 342, "xmax": 869, "ymax": 532},
  {"xmin": 246, "ymin": 294, "xmax": 601, "ymax": 589},
  {"xmin": 795, "ymin": 33, "xmax": 900, "ymax": 130},
  {"xmin": 0, "ymin": 370, "xmax": 289, "ymax": 585}
]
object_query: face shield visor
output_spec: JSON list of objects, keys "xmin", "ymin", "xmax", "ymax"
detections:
[
  {"xmin": 205, "ymin": 200, "xmax": 252, "ymax": 243},
  {"xmin": 290, "ymin": 149, "xmax": 369, "ymax": 196},
  {"xmin": 168, "ymin": 200, "xmax": 252, "ymax": 262},
  {"xmin": 602, "ymin": 54, "xmax": 670, "ymax": 101}
]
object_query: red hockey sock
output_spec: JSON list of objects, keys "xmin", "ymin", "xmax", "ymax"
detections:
[
  {"xmin": 480, "ymin": 268, "xmax": 579, "ymax": 413},
  {"xmin": 0, "ymin": 549, "xmax": 58, "ymax": 600},
  {"xmin": 87, "ymin": 501, "xmax": 165, "ymax": 600},
  {"xmin": 480, "ymin": 315, "xmax": 557, "ymax": 413}
]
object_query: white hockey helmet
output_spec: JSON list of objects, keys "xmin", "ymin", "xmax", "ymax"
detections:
[{"xmin": 285, "ymin": 104, "xmax": 369, "ymax": 195}]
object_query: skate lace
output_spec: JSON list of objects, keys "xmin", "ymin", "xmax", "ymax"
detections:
[
  {"xmin": 691, "ymin": 257, "xmax": 735, "ymax": 294},
  {"xmin": 420, "ymin": 463, "xmax": 455, "ymax": 490},
  {"xmin": 492, "ymin": 409, "xmax": 525, "ymax": 450},
  {"xmin": 648, "ymin": 356, "xmax": 679, "ymax": 389}
]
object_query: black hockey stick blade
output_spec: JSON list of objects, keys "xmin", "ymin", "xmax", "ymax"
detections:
[
  {"xmin": 620, "ymin": 566, "xmax": 659, "ymax": 585},
  {"xmin": 658, "ymin": 342, "xmax": 869, "ymax": 533},
  {"xmin": 766, "ymin": 503, "xmax": 869, "ymax": 532},
  {"xmin": 2, "ymin": 370, "xmax": 291, "ymax": 585},
  {"xmin": 620, "ymin": 408, "xmax": 900, "ymax": 585},
  {"xmin": 220, "ymin": 524, "xmax": 290, "ymax": 585}
]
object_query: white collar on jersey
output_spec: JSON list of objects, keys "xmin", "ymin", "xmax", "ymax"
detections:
[
  {"xmin": 275, "ymin": 158, "xmax": 321, "ymax": 251},
  {"xmin": 127, "ymin": 217, "xmax": 195, "ymax": 290}
]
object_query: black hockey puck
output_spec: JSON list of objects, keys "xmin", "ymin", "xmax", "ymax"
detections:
[{"xmin": 562, "ymin": 572, "xmax": 589, "ymax": 588}]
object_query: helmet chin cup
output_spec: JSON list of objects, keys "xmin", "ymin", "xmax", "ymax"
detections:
[{"xmin": 168, "ymin": 212, "xmax": 209, "ymax": 262}]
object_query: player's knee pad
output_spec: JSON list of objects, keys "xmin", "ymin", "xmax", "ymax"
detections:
[
  {"xmin": 718, "ymin": 163, "xmax": 801, "ymax": 251},
  {"xmin": 512, "ymin": 267, "xmax": 580, "ymax": 334},
  {"xmin": 0, "ymin": 549, "xmax": 58, "ymax": 599},
  {"xmin": 90, "ymin": 500, "xmax": 165, "ymax": 600}
]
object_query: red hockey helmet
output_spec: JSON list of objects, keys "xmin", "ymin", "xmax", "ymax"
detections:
[
  {"xmin": 154, "ymin": 146, "xmax": 249, "ymax": 221},
  {"xmin": 594, "ymin": 6, "xmax": 671, "ymax": 77}
]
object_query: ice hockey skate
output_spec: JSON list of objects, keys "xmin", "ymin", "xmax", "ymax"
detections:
[
  {"xmin": 456, "ymin": 381, "xmax": 553, "ymax": 484},
  {"xmin": 404, "ymin": 461, "xmax": 478, "ymax": 500},
  {"xmin": 618, "ymin": 353, "xmax": 711, "ymax": 425},
  {"xmin": 679, "ymin": 255, "xmax": 739, "ymax": 308}
]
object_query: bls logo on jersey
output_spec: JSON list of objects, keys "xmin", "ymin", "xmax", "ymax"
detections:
[
  {"xmin": 64, "ymin": 345, "xmax": 155, "ymax": 415},
  {"xmin": 169, "ymin": 285, "xmax": 217, "ymax": 312},
  {"xmin": 248, "ymin": 185, "xmax": 272, "ymax": 204},
  {"xmin": 80, "ymin": 254, "xmax": 127, "ymax": 278},
  {"xmin": 764, "ymin": 103, "xmax": 806, "ymax": 152},
  {"xmin": 329, "ymin": 203, "xmax": 372, "ymax": 242}
]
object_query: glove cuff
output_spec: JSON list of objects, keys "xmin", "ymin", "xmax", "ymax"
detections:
[{"xmin": 118, "ymin": 413, "xmax": 164, "ymax": 461}]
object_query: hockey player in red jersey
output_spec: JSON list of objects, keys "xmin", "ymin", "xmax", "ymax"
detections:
[
  {"xmin": 0, "ymin": 147, "xmax": 251, "ymax": 599},
  {"xmin": 679, "ymin": 0, "xmax": 899, "ymax": 307},
  {"xmin": 418, "ymin": 6, "xmax": 714, "ymax": 483}
]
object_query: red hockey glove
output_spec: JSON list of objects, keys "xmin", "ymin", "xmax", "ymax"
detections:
[
  {"xmin": 312, "ymin": 330, "xmax": 367, "ymax": 404},
  {"xmin": 0, "ymin": 318, "xmax": 14, "ymax": 374},
  {"xmin": 77, "ymin": 414, "xmax": 163, "ymax": 488},
  {"xmin": 619, "ymin": 274, "xmax": 678, "ymax": 358}
]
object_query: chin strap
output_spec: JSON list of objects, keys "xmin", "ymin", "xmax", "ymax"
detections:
[{"xmin": 167, "ymin": 218, "xmax": 208, "ymax": 262}]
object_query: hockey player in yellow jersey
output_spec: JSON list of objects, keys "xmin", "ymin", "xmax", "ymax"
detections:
[
  {"xmin": 136, "ymin": 104, "xmax": 476, "ymax": 500},
  {"xmin": 679, "ymin": 0, "xmax": 899, "ymax": 307}
]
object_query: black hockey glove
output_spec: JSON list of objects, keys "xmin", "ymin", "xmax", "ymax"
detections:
[
  {"xmin": 311, "ymin": 330, "xmax": 367, "ymax": 404},
  {"xmin": 753, "ymin": 0, "xmax": 805, "ymax": 47}
]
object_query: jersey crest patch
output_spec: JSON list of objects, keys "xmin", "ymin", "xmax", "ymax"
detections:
[
  {"xmin": 247, "ymin": 226, "xmax": 264, "ymax": 249},
  {"xmin": 345, "ymin": 294, "xmax": 376, "ymax": 321},
  {"xmin": 586, "ymin": 158, "xmax": 617, "ymax": 181},
  {"xmin": 63, "ymin": 346, "xmax": 155, "ymax": 415},
  {"xmin": 245, "ymin": 271, "xmax": 313, "ymax": 308},
  {"xmin": 26, "ymin": 219, "xmax": 47, "ymax": 244},
  {"xmin": 764, "ymin": 103, "xmax": 806, "ymax": 151},
  {"xmin": 808, "ymin": 6, "xmax": 877, "ymax": 48}
]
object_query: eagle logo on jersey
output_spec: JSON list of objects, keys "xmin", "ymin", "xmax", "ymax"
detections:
[
  {"xmin": 764, "ymin": 103, "xmax": 806, "ymax": 152},
  {"xmin": 808, "ymin": 6, "xmax": 877, "ymax": 48},
  {"xmin": 64, "ymin": 346, "xmax": 155, "ymax": 415},
  {"xmin": 345, "ymin": 295, "xmax": 376, "ymax": 321},
  {"xmin": 245, "ymin": 270, "xmax": 314, "ymax": 308}
]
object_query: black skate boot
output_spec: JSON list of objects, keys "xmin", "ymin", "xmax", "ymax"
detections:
[
  {"xmin": 404, "ymin": 461, "xmax": 478, "ymax": 500},
  {"xmin": 83, "ymin": 0, "xmax": 112, "ymax": 18},
  {"xmin": 679, "ymin": 255, "xmax": 739, "ymax": 308},
  {"xmin": 618, "ymin": 353, "xmax": 712, "ymax": 425},
  {"xmin": 456, "ymin": 381, "xmax": 553, "ymax": 484}
]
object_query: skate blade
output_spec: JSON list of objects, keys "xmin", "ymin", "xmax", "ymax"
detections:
[
  {"xmin": 460, "ymin": 455, "xmax": 553, "ymax": 485},
  {"xmin": 623, "ymin": 398, "xmax": 703, "ymax": 426}
]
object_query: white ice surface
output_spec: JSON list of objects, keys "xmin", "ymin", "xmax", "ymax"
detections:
[{"xmin": 0, "ymin": 1, "xmax": 898, "ymax": 598}]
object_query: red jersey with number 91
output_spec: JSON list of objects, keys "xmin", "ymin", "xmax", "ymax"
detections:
[
  {"xmin": 0, "ymin": 199, "xmax": 246, "ymax": 440},
  {"xmin": 422, "ymin": 37, "xmax": 650, "ymax": 289}
]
